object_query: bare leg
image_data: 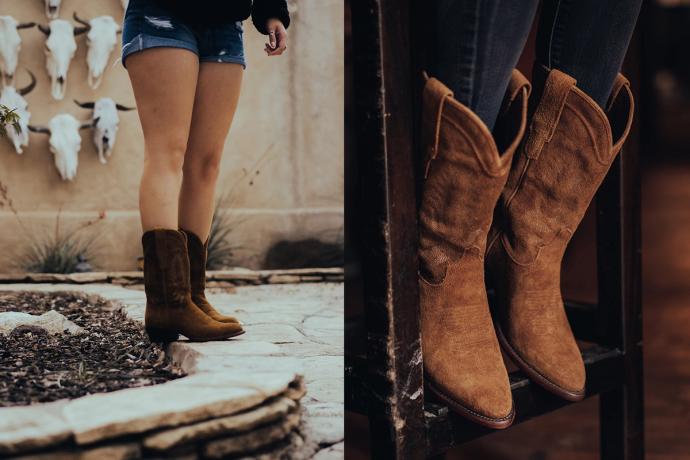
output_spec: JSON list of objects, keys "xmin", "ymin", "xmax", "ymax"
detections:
[
  {"xmin": 179, "ymin": 62, "xmax": 243, "ymax": 241},
  {"xmin": 125, "ymin": 48, "xmax": 199, "ymax": 231}
]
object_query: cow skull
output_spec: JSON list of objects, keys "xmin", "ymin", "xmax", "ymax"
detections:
[
  {"xmin": 0, "ymin": 70, "xmax": 37, "ymax": 154},
  {"xmin": 74, "ymin": 97, "xmax": 135, "ymax": 164},
  {"xmin": 37, "ymin": 19, "xmax": 88, "ymax": 100},
  {"xmin": 44, "ymin": 0, "xmax": 62, "ymax": 19},
  {"xmin": 0, "ymin": 16, "xmax": 35, "ymax": 87},
  {"xmin": 73, "ymin": 13, "xmax": 121, "ymax": 89},
  {"xmin": 28, "ymin": 114, "xmax": 95, "ymax": 181}
]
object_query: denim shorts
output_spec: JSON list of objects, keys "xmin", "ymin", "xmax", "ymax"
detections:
[{"xmin": 121, "ymin": 0, "xmax": 246, "ymax": 68}]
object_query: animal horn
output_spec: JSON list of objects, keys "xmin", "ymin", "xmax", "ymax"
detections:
[
  {"xmin": 80, "ymin": 117, "xmax": 99, "ymax": 130},
  {"xmin": 74, "ymin": 99, "xmax": 95, "ymax": 109},
  {"xmin": 17, "ymin": 22, "xmax": 36, "ymax": 30},
  {"xmin": 37, "ymin": 24, "xmax": 51, "ymax": 35},
  {"xmin": 28, "ymin": 125, "xmax": 50, "ymax": 135},
  {"xmin": 18, "ymin": 70, "xmax": 37, "ymax": 96},
  {"xmin": 115, "ymin": 103, "xmax": 136, "ymax": 111},
  {"xmin": 72, "ymin": 12, "xmax": 91, "ymax": 29}
]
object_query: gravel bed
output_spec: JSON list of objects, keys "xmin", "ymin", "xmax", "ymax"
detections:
[{"xmin": 0, "ymin": 291, "xmax": 184, "ymax": 407}]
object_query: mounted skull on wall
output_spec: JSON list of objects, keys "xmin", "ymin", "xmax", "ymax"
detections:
[
  {"xmin": 0, "ymin": 70, "xmax": 37, "ymax": 154},
  {"xmin": 37, "ymin": 19, "xmax": 88, "ymax": 100},
  {"xmin": 72, "ymin": 13, "xmax": 121, "ymax": 89},
  {"xmin": 29, "ymin": 114, "xmax": 96, "ymax": 181},
  {"xmin": 74, "ymin": 97, "xmax": 135, "ymax": 164},
  {"xmin": 0, "ymin": 16, "xmax": 35, "ymax": 87},
  {"xmin": 43, "ymin": 0, "xmax": 62, "ymax": 19}
]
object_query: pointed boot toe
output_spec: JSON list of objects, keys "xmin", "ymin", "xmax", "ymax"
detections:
[
  {"xmin": 495, "ymin": 313, "xmax": 585, "ymax": 401},
  {"xmin": 426, "ymin": 339, "xmax": 515, "ymax": 429},
  {"xmin": 189, "ymin": 320, "xmax": 245, "ymax": 342}
]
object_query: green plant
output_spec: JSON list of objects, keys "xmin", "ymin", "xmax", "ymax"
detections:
[
  {"xmin": 2, "ymin": 162, "xmax": 104, "ymax": 275},
  {"xmin": 20, "ymin": 211, "xmax": 104, "ymax": 274},
  {"xmin": 0, "ymin": 104, "xmax": 20, "ymax": 137},
  {"xmin": 23, "ymin": 233, "xmax": 94, "ymax": 273}
]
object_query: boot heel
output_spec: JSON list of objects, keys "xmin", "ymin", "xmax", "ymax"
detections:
[{"xmin": 146, "ymin": 327, "xmax": 179, "ymax": 343}]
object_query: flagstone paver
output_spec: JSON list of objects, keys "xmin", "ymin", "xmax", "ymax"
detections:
[
  {"xmin": 64, "ymin": 371, "xmax": 299, "ymax": 445},
  {"xmin": 143, "ymin": 397, "xmax": 297, "ymax": 451},
  {"xmin": 0, "ymin": 282, "xmax": 344, "ymax": 458},
  {"xmin": 0, "ymin": 402, "xmax": 71, "ymax": 455}
]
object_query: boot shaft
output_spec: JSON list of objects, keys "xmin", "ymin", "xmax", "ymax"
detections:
[
  {"xmin": 142, "ymin": 229, "xmax": 192, "ymax": 306},
  {"xmin": 495, "ymin": 66, "xmax": 634, "ymax": 263},
  {"xmin": 181, "ymin": 228, "xmax": 208, "ymax": 295},
  {"xmin": 418, "ymin": 70, "xmax": 530, "ymax": 283}
]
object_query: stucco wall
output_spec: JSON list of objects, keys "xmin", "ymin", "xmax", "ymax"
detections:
[{"xmin": 0, "ymin": 0, "xmax": 343, "ymax": 271}]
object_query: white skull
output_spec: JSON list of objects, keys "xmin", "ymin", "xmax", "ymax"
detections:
[
  {"xmin": 0, "ymin": 16, "xmax": 34, "ymax": 86},
  {"xmin": 92, "ymin": 98, "xmax": 120, "ymax": 163},
  {"xmin": 30, "ymin": 114, "xmax": 91, "ymax": 181},
  {"xmin": 44, "ymin": 0, "xmax": 62, "ymax": 19},
  {"xmin": 75, "ymin": 97, "xmax": 134, "ymax": 164},
  {"xmin": 43, "ymin": 19, "xmax": 78, "ymax": 100},
  {"xmin": 84, "ymin": 16, "xmax": 120, "ymax": 89}
]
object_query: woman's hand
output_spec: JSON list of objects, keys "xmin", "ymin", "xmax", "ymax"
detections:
[{"xmin": 265, "ymin": 19, "xmax": 287, "ymax": 56}]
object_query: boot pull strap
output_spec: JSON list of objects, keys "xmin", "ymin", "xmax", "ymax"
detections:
[
  {"xmin": 523, "ymin": 69, "xmax": 576, "ymax": 160},
  {"xmin": 606, "ymin": 73, "xmax": 629, "ymax": 112},
  {"xmin": 422, "ymin": 73, "xmax": 454, "ymax": 179},
  {"xmin": 500, "ymin": 69, "xmax": 531, "ymax": 116},
  {"xmin": 607, "ymin": 73, "xmax": 634, "ymax": 155}
]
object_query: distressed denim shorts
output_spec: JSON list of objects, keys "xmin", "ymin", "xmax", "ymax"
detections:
[{"xmin": 121, "ymin": 0, "xmax": 246, "ymax": 69}]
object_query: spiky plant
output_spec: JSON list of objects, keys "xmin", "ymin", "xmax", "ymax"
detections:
[
  {"xmin": 22, "ymin": 234, "xmax": 94, "ymax": 273},
  {"xmin": 20, "ymin": 211, "xmax": 103, "ymax": 274}
]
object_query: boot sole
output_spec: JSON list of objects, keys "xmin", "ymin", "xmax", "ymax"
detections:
[
  {"xmin": 495, "ymin": 326, "xmax": 585, "ymax": 402},
  {"xmin": 146, "ymin": 328, "xmax": 245, "ymax": 343},
  {"xmin": 186, "ymin": 329, "xmax": 246, "ymax": 342},
  {"xmin": 425, "ymin": 376, "xmax": 515, "ymax": 430}
]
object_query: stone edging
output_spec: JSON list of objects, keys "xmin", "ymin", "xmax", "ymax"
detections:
[
  {"xmin": 0, "ymin": 267, "xmax": 344, "ymax": 286},
  {"xmin": 0, "ymin": 287, "xmax": 309, "ymax": 459}
]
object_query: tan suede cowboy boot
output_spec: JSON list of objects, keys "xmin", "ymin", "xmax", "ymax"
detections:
[
  {"xmin": 181, "ymin": 229, "xmax": 242, "ymax": 325},
  {"xmin": 486, "ymin": 66, "xmax": 634, "ymax": 401},
  {"xmin": 419, "ymin": 70, "xmax": 530, "ymax": 429},
  {"xmin": 142, "ymin": 229, "xmax": 244, "ymax": 342}
]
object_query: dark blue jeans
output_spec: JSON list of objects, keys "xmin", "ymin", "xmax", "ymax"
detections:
[{"xmin": 432, "ymin": 0, "xmax": 642, "ymax": 130}]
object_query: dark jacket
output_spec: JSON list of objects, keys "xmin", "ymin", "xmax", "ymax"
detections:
[{"xmin": 155, "ymin": 0, "xmax": 290, "ymax": 34}]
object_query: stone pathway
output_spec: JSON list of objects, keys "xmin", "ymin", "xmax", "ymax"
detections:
[{"xmin": 0, "ymin": 282, "xmax": 344, "ymax": 458}]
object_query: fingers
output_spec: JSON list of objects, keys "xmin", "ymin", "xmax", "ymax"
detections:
[
  {"xmin": 268, "ymin": 29, "xmax": 277, "ymax": 50},
  {"xmin": 264, "ymin": 23, "xmax": 287, "ymax": 56}
]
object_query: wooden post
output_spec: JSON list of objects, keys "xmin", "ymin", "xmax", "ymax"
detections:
[{"xmin": 351, "ymin": 0, "xmax": 426, "ymax": 458}]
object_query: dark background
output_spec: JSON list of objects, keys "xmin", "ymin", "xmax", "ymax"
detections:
[{"xmin": 345, "ymin": 1, "xmax": 690, "ymax": 458}]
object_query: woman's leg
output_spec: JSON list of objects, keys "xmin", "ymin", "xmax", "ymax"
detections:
[
  {"xmin": 125, "ymin": 48, "xmax": 199, "ymax": 231},
  {"xmin": 432, "ymin": 0, "xmax": 539, "ymax": 130},
  {"xmin": 179, "ymin": 63, "xmax": 243, "ymax": 240},
  {"xmin": 127, "ymin": 49, "xmax": 243, "ymax": 341},
  {"xmin": 536, "ymin": 0, "xmax": 643, "ymax": 107}
]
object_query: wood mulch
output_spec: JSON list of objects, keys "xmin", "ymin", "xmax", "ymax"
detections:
[{"xmin": 0, "ymin": 291, "xmax": 184, "ymax": 407}]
